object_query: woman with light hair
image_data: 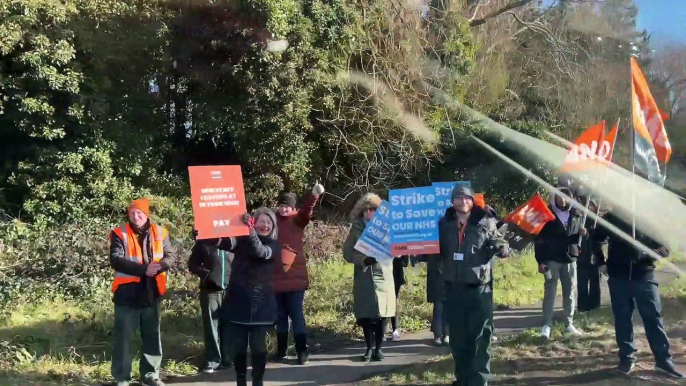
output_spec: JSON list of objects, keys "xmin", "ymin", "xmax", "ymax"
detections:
[{"xmin": 343, "ymin": 193, "xmax": 396, "ymax": 362}]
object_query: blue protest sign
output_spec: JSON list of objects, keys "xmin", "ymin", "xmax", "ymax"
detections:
[
  {"xmin": 354, "ymin": 200, "xmax": 393, "ymax": 264},
  {"xmin": 389, "ymin": 186, "xmax": 440, "ymax": 256},
  {"xmin": 432, "ymin": 181, "xmax": 471, "ymax": 219}
]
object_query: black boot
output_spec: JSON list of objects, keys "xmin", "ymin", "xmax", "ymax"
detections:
[
  {"xmin": 273, "ymin": 332, "xmax": 288, "ymax": 362},
  {"xmin": 294, "ymin": 334, "xmax": 309, "ymax": 365},
  {"xmin": 234, "ymin": 353, "xmax": 248, "ymax": 386},
  {"xmin": 373, "ymin": 320, "xmax": 385, "ymax": 362},
  {"xmin": 251, "ymin": 352, "xmax": 268, "ymax": 386},
  {"xmin": 361, "ymin": 322, "xmax": 373, "ymax": 362}
]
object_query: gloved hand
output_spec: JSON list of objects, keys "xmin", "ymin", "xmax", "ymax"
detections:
[
  {"xmin": 312, "ymin": 181, "xmax": 325, "ymax": 196},
  {"xmin": 363, "ymin": 257, "xmax": 376, "ymax": 266},
  {"xmin": 242, "ymin": 213, "xmax": 255, "ymax": 229},
  {"xmin": 192, "ymin": 228, "xmax": 199, "ymax": 240}
]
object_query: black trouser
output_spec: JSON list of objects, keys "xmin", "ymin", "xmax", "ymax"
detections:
[
  {"xmin": 200, "ymin": 289, "xmax": 229, "ymax": 366},
  {"xmin": 358, "ymin": 318, "xmax": 386, "ymax": 351},
  {"xmin": 608, "ymin": 276, "xmax": 672, "ymax": 366},
  {"xmin": 111, "ymin": 303, "xmax": 162, "ymax": 383},
  {"xmin": 577, "ymin": 264, "xmax": 601, "ymax": 312},
  {"xmin": 228, "ymin": 323, "xmax": 270, "ymax": 383},
  {"xmin": 447, "ymin": 282, "xmax": 493, "ymax": 386},
  {"xmin": 391, "ymin": 282, "xmax": 402, "ymax": 332}
]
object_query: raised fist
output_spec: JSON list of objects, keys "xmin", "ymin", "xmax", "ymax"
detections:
[{"xmin": 312, "ymin": 182, "xmax": 325, "ymax": 196}]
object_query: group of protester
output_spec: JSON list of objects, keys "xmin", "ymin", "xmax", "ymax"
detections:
[
  {"xmin": 106, "ymin": 176, "xmax": 684, "ymax": 386},
  {"xmin": 534, "ymin": 176, "xmax": 683, "ymax": 383},
  {"xmin": 108, "ymin": 183, "xmax": 323, "ymax": 386}
]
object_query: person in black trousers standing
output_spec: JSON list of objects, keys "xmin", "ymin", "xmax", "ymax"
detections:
[
  {"xmin": 576, "ymin": 199, "xmax": 606, "ymax": 313},
  {"xmin": 594, "ymin": 210, "xmax": 684, "ymax": 379},
  {"xmin": 388, "ymin": 255, "xmax": 409, "ymax": 341},
  {"xmin": 188, "ymin": 231, "xmax": 234, "ymax": 373}
]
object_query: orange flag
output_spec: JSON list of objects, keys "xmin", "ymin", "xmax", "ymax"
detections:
[
  {"xmin": 631, "ymin": 57, "xmax": 672, "ymax": 164},
  {"xmin": 604, "ymin": 123, "xmax": 618, "ymax": 161},
  {"xmin": 561, "ymin": 121, "xmax": 607, "ymax": 172}
]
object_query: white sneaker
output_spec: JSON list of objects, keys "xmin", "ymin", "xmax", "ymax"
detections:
[
  {"xmin": 392, "ymin": 330, "xmax": 401, "ymax": 341},
  {"xmin": 492, "ymin": 335, "xmax": 498, "ymax": 343},
  {"xmin": 565, "ymin": 324, "xmax": 583, "ymax": 336},
  {"xmin": 540, "ymin": 325, "xmax": 551, "ymax": 339},
  {"xmin": 442, "ymin": 335, "xmax": 450, "ymax": 346}
]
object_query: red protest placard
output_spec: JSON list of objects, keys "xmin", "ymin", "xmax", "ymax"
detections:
[{"xmin": 188, "ymin": 165, "xmax": 249, "ymax": 240}]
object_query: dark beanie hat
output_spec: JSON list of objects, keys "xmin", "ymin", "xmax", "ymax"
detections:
[
  {"xmin": 451, "ymin": 183, "xmax": 474, "ymax": 201},
  {"xmin": 278, "ymin": 192, "xmax": 297, "ymax": 208}
]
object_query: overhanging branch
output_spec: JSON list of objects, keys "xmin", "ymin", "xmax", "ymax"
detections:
[{"xmin": 469, "ymin": 0, "xmax": 534, "ymax": 27}]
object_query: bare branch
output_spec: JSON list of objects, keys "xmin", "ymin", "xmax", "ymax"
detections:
[{"xmin": 470, "ymin": 0, "xmax": 534, "ymax": 27}]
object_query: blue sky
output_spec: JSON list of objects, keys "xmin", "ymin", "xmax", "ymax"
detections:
[{"xmin": 634, "ymin": 0, "xmax": 686, "ymax": 44}]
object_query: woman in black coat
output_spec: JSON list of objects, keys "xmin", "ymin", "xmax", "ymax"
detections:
[{"xmin": 217, "ymin": 208, "xmax": 281, "ymax": 386}]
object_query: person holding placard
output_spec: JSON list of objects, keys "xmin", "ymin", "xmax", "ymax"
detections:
[
  {"xmin": 109, "ymin": 198, "xmax": 177, "ymax": 386},
  {"xmin": 216, "ymin": 208, "xmax": 281, "ymax": 386},
  {"xmin": 343, "ymin": 193, "xmax": 396, "ymax": 362},
  {"xmin": 439, "ymin": 185, "xmax": 509, "ymax": 386},
  {"xmin": 272, "ymin": 182, "xmax": 325, "ymax": 365}
]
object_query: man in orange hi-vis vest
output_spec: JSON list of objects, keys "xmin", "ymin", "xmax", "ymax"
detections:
[{"xmin": 109, "ymin": 198, "xmax": 176, "ymax": 386}]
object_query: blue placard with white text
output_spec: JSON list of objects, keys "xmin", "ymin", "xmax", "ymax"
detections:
[
  {"xmin": 389, "ymin": 187, "xmax": 440, "ymax": 256},
  {"xmin": 354, "ymin": 200, "xmax": 393, "ymax": 264}
]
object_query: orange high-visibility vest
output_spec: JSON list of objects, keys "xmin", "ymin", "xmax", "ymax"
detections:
[{"xmin": 111, "ymin": 223, "xmax": 168, "ymax": 296}]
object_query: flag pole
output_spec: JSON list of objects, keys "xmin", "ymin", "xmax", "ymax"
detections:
[
  {"xmin": 629, "ymin": 61, "xmax": 636, "ymax": 241},
  {"xmin": 593, "ymin": 117, "xmax": 621, "ymax": 228}
]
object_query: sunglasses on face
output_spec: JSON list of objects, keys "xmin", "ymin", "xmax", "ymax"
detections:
[{"xmin": 365, "ymin": 207, "xmax": 377, "ymax": 213}]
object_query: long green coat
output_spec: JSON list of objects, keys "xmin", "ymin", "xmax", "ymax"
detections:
[{"xmin": 343, "ymin": 218, "xmax": 396, "ymax": 320}]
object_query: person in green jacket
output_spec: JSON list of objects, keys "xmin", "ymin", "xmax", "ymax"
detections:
[
  {"xmin": 439, "ymin": 184, "xmax": 509, "ymax": 386},
  {"xmin": 343, "ymin": 193, "xmax": 396, "ymax": 362},
  {"xmin": 188, "ymin": 231, "xmax": 234, "ymax": 374}
]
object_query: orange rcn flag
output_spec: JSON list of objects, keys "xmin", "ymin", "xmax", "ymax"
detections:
[
  {"xmin": 561, "ymin": 121, "xmax": 607, "ymax": 173},
  {"xmin": 500, "ymin": 194, "xmax": 555, "ymax": 251},
  {"xmin": 631, "ymin": 57, "xmax": 670, "ymax": 184}
]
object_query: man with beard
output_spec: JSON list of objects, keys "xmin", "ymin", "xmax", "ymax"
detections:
[{"xmin": 439, "ymin": 184, "xmax": 509, "ymax": 386}]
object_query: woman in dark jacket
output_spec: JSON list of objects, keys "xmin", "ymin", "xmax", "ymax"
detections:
[
  {"xmin": 188, "ymin": 235, "xmax": 234, "ymax": 373},
  {"xmin": 217, "ymin": 208, "xmax": 281, "ymax": 386}
]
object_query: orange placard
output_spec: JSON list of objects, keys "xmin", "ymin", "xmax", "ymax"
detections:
[{"xmin": 188, "ymin": 165, "xmax": 249, "ymax": 240}]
